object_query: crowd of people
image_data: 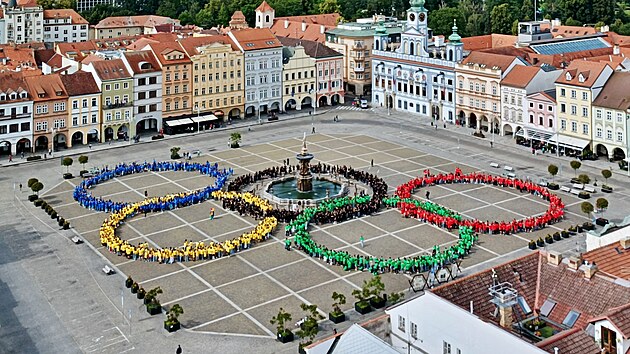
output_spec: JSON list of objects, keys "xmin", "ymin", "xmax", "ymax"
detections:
[
  {"xmin": 98, "ymin": 192, "xmax": 277, "ymax": 264},
  {"xmin": 74, "ymin": 161, "xmax": 232, "ymax": 213},
  {"xmin": 393, "ymin": 170, "xmax": 565, "ymax": 234},
  {"xmin": 285, "ymin": 194, "xmax": 478, "ymax": 274}
]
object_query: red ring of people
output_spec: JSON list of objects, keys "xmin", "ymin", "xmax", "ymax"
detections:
[{"xmin": 394, "ymin": 168, "xmax": 565, "ymax": 234}]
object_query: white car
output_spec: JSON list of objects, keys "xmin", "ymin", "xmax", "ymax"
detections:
[{"xmin": 360, "ymin": 100, "xmax": 369, "ymax": 109}]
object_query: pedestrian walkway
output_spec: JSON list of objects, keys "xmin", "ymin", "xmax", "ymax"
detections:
[{"xmin": 336, "ymin": 106, "xmax": 375, "ymax": 112}]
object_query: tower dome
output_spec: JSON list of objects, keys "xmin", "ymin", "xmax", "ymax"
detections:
[{"xmin": 448, "ymin": 19, "xmax": 462, "ymax": 43}]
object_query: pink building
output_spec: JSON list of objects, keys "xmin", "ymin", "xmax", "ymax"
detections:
[{"xmin": 525, "ymin": 89, "xmax": 556, "ymax": 144}]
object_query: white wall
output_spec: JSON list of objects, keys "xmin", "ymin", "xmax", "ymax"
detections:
[
  {"xmin": 592, "ymin": 319, "xmax": 628, "ymax": 354},
  {"xmin": 386, "ymin": 292, "xmax": 546, "ymax": 354}
]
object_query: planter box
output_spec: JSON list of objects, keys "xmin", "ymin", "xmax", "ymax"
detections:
[
  {"xmin": 561, "ymin": 231, "xmax": 570, "ymax": 238},
  {"xmin": 28, "ymin": 194, "xmax": 39, "ymax": 202},
  {"xmin": 26, "ymin": 155, "xmax": 42, "ymax": 161},
  {"xmin": 370, "ymin": 296, "xmax": 386, "ymax": 309},
  {"xmin": 601, "ymin": 187, "xmax": 613, "ymax": 193},
  {"xmin": 164, "ymin": 321, "xmax": 180, "ymax": 332},
  {"xmin": 578, "ymin": 192, "xmax": 590, "ymax": 199},
  {"xmin": 582, "ymin": 223, "xmax": 595, "ymax": 231},
  {"xmin": 277, "ymin": 330, "xmax": 294, "ymax": 343},
  {"xmin": 553, "ymin": 233, "xmax": 562, "ymax": 241},
  {"xmin": 528, "ymin": 243, "xmax": 537, "ymax": 250},
  {"xmin": 596, "ymin": 218, "xmax": 609, "ymax": 227},
  {"xmin": 63, "ymin": 173, "xmax": 73, "ymax": 180},
  {"xmin": 131, "ymin": 287, "xmax": 138, "ymax": 294},
  {"xmin": 536, "ymin": 240, "xmax": 545, "ymax": 247},
  {"xmin": 230, "ymin": 143, "xmax": 240, "ymax": 149},
  {"xmin": 151, "ymin": 135, "xmax": 164, "ymax": 140},
  {"xmin": 329, "ymin": 311, "xmax": 345, "ymax": 324},
  {"xmin": 545, "ymin": 237, "xmax": 554, "ymax": 244},
  {"xmin": 354, "ymin": 301, "xmax": 372, "ymax": 315},
  {"xmin": 146, "ymin": 304, "xmax": 162, "ymax": 315},
  {"xmin": 547, "ymin": 183, "xmax": 560, "ymax": 191},
  {"xmin": 137, "ymin": 291, "xmax": 145, "ymax": 300}
]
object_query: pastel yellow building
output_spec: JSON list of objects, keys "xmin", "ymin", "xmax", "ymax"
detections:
[
  {"xmin": 278, "ymin": 39, "xmax": 316, "ymax": 111},
  {"xmin": 555, "ymin": 61, "xmax": 612, "ymax": 154},
  {"xmin": 179, "ymin": 35, "xmax": 245, "ymax": 121}
]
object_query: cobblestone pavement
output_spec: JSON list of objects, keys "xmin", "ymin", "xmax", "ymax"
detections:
[{"xmin": 1, "ymin": 106, "xmax": 628, "ymax": 354}]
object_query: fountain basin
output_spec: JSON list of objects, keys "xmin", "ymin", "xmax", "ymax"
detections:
[{"xmin": 262, "ymin": 175, "xmax": 348, "ymax": 207}]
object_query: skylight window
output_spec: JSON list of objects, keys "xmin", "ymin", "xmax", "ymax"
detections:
[
  {"xmin": 540, "ymin": 299, "xmax": 556, "ymax": 317},
  {"xmin": 562, "ymin": 310, "xmax": 580, "ymax": 328},
  {"xmin": 517, "ymin": 296, "xmax": 532, "ymax": 315}
]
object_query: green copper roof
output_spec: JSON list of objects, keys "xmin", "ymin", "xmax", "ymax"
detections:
[
  {"xmin": 410, "ymin": 0, "xmax": 425, "ymax": 9},
  {"xmin": 448, "ymin": 19, "xmax": 462, "ymax": 43}
]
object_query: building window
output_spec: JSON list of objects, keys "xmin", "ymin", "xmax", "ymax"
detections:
[
  {"xmin": 560, "ymin": 88, "xmax": 565, "ymax": 97},
  {"xmin": 410, "ymin": 322, "xmax": 418, "ymax": 339},
  {"xmin": 617, "ymin": 131, "xmax": 623, "ymax": 142},
  {"xmin": 443, "ymin": 341, "xmax": 452, "ymax": 354},
  {"xmin": 582, "ymin": 124, "xmax": 588, "ymax": 135},
  {"xmin": 562, "ymin": 310, "xmax": 580, "ymax": 328},
  {"xmin": 606, "ymin": 111, "xmax": 612, "ymax": 121},
  {"xmin": 570, "ymin": 90, "xmax": 576, "ymax": 99},
  {"xmin": 540, "ymin": 299, "xmax": 556, "ymax": 317},
  {"xmin": 560, "ymin": 104, "xmax": 566, "ymax": 113},
  {"xmin": 582, "ymin": 92, "xmax": 587, "ymax": 100},
  {"xmin": 607, "ymin": 129, "xmax": 613, "ymax": 140},
  {"xmin": 597, "ymin": 127, "xmax": 602, "ymax": 138},
  {"xmin": 571, "ymin": 121, "xmax": 577, "ymax": 132},
  {"xmin": 596, "ymin": 109, "xmax": 602, "ymax": 119},
  {"xmin": 571, "ymin": 105, "xmax": 577, "ymax": 115},
  {"xmin": 582, "ymin": 107, "xmax": 588, "ymax": 117},
  {"xmin": 398, "ymin": 315, "xmax": 405, "ymax": 331},
  {"xmin": 561, "ymin": 119, "xmax": 566, "ymax": 130}
]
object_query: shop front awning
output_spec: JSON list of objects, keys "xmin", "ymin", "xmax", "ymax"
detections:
[
  {"xmin": 549, "ymin": 134, "xmax": 590, "ymax": 151},
  {"xmin": 165, "ymin": 118, "xmax": 194, "ymax": 127},
  {"xmin": 191, "ymin": 114, "xmax": 218, "ymax": 123},
  {"xmin": 515, "ymin": 128, "xmax": 554, "ymax": 143}
]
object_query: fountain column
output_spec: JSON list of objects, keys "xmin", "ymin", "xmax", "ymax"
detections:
[{"xmin": 296, "ymin": 133, "xmax": 314, "ymax": 193}]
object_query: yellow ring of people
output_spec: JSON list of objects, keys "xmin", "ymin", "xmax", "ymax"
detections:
[{"xmin": 99, "ymin": 191, "xmax": 277, "ymax": 263}]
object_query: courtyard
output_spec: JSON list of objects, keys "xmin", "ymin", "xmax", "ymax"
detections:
[{"xmin": 37, "ymin": 133, "xmax": 590, "ymax": 339}]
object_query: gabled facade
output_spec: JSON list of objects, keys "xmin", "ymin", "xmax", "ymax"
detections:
[
  {"xmin": 121, "ymin": 50, "xmax": 162, "ymax": 136},
  {"xmin": 456, "ymin": 51, "xmax": 526, "ymax": 132},
  {"xmin": 371, "ymin": 1, "xmax": 462, "ymax": 124},
  {"xmin": 591, "ymin": 71, "xmax": 630, "ymax": 161},
  {"xmin": 0, "ymin": 71, "xmax": 32, "ymax": 156},
  {"xmin": 555, "ymin": 61, "xmax": 613, "ymax": 154},
  {"xmin": 60, "ymin": 72, "xmax": 101, "ymax": 148},
  {"xmin": 500, "ymin": 65, "xmax": 561, "ymax": 137},
  {"xmin": 588, "ymin": 304, "xmax": 630, "ymax": 354},
  {"xmin": 82, "ymin": 59, "xmax": 133, "ymax": 142},
  {"xmin": 229, "ymin": 28, "xmax": 283, "ymax": 118},
  {"xmin": 525, "ymin": 90, "xmax": 557, "ymax": 145},
  {"xmin": 94, "ymin": 15, "xmax": 179, "ymax": 39},
  {"xmin": 43, "ymin": 9, "xmax": 88, "ymax": 44},
  {"xmin": 179, "ymin": 35, "xmax": 245, "ymax": 121},
  {"xmin": 26, "ymin": 73, "xmax": 68, "ymax": 152},
  {"xmin": 144, "ymin": 41, "xmax": 192, "ymax": 121},
  {"xmin": 279, "ymin": 40, "xmax": 316, "ymax": 112}
]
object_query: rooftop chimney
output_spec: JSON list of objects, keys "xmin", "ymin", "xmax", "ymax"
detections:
[
  {"xmin": 554, "ymin": 347, "xmax": 559, "ymax": 354},
  {"xmin": 621, "ymin": 237, "xmax": 630, "ymax": 250},
  {"xmin": 568, "ymin": 255, "xmax": 582, "ymax": 270},
  {"xmin": 284, "ymin": 20, "xmax": 289, "ymax": 29},
  {"xmin": 614, "ymin": 44, "xmax": 620, "ymax": 55},
  {"xmin": 302, "ymin": 21, "xmax": 306, "ymax": 32},
  {"xmin": 582, "ymin": 261, "xmax": 598, "ymax": 279},
  {"xmin": 320, "ymin": 25, "xmax": 325, "ymax": 34},
  {"xmin": 548, "ymin": 251, "xmax": 562, "ymax": 266}
]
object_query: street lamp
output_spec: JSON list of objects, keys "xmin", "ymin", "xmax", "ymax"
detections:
[{"xmin": 195, "ymin": 104, "xmax": 200, "ymax": 132}]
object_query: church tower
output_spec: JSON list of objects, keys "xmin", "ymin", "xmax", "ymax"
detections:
[
  {"xmin": 446, "ymin": 19, "xmax": 464, "ymax": 62},
  {"xmin": 255, "ymin": 1, "xmax": 275, "ymax": 28},
  {"xmin": 405, "ymin": 0, "xmax": 428, "ymax": 54}
]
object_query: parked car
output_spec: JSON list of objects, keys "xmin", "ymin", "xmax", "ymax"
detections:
[{"xmin": 360, "ymin": 99, "xmax": 369, "ymax": 109}]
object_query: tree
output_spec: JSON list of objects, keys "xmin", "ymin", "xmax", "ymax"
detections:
[
  {"xmin": 319, "ymin": 0, "xmax": 341, "ymax": 13},
  {"xmin": 62, "ymin": 157, "xmax": 73, "ymax": 173},
  {"xmin": 592, "ymin": 0, "xmax": 616, "ymax": 24},
  {"xmin": 230, "ymin": 132, "xmax": 242, "ymax": 148},
  {"xmin": 564, "ymin": 17, "xmax": 582, "ymax": 26},
  {"xmin": 548, "ymin": 164, "xmax": 559, "ymax": 181},
  {"xmin": 27, "ymin": 178, "xmax": 39, "ymax": 188},
  {"xmin": 520, "ymin": 0, "xmax": 534, "ymax": 20},
  {"xmin": 601, "ymin": 169, "xmax": 612, "ymax": 184},
  {"xmin": 581, "ymin": 201, "xmax": 594, "ymax": 219},
  {"xmin": 270, "ymin": 0, "xmax": 303, "ymax": 17},
  {"xmin": 31, "ymin": 181, "xmax": 44, "ymax": 196},
  {"xmin": 596, "ymin": 198, "xmax": 609, "ymax": 216},
  {"xmin": 78, "ymin": 155, "xmax": 88, "ymax": 170},
  {"xmin": 428, "ymin": 7, "xmax": 467, "ymax": 37},
  {"xmin": 295, "ymin": 303, "xmax": 325, "ymax": 347},
  {"xmin": 331, "ymin": 291, "xmax": 346, "ymax": 314},
  {"xmin": 37, "ymin": 0, "xmax": 76, "ymax": 10},
  {"xmin": 170, "ymin": 146, "xmax": 181, "ymax": 159},
  {"xmin": 465, "ymin": 13, "xmax": 485, "ymax": 36},
  {"xmin": 367, "ymin": 274, "xmax": 386, "ymax": 301},
  {"xmin": 570, "ymin": 160, "xmax": 581, "ymax": 176},
  {"xmin": 81, "ymin": 4, "xmax": 134, "ymax": 25},
  {"xmin": 145, "ymin": 286, "xmax": 163, "ymax": 306},
  {"xmin": 270, "ymin": 307, "xmax": 292, "ymax": 336},
  {"xmin": 578, "ymin": 174, "xmax": 590, "ymax": 184},
  {"xmin": 490, "ymin": 4, "xmax": 515, "ymax": 34},
  {"xmin": 165, "ymin": 304, "xmax": 184, "ymax": 325}
]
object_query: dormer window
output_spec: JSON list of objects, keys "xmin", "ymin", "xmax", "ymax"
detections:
[
  {"xmin": 140, "ymin": 62, "xmax": 151, "ymax": 70},
  {"xmin": 578, "ymin": 74, "xmax": 585, "ymax": 83},
  {"xmin": 21, "ymin": 92, "xmax": 27, "ymax": 98},
  {"xmin": 565, "ymin": 72, "xmax": 572, "ymax": 80},
  {"xmin": 10, "ymin": 93, "xmax": 16, "ymax": 99},
  {"xmin": 38, "ymin": 93, "xmax": 45, "ymax": 98},
  {"xmin": 0, "ymin": 94, "xmax": 5, "ymax": 101}
]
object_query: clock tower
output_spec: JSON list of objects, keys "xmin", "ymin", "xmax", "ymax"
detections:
[{"xmin": 407, "ymin": 0, "xmax": 428, "ymax": 33}]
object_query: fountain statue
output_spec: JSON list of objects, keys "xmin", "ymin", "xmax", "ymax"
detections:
[{"xmin": 296, "ymin": 132, "xmax": 314, "ymax": 192}]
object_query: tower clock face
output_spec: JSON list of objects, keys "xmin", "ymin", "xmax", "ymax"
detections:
[
  {"xmin": 419, "ymin": 13, "xmax": 426, "ymax": 22},
  {"xmin": 409, "ymin": 13, "xmax": 415, "ymax": 21}
]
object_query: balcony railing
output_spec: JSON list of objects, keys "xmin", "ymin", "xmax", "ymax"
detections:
[
  {"xmin": 104, "ymin": 102, "xmax": 132, "ymax": 109},
  {"xmin": 353, "ymin": 67, "xmax": 365, "ymax": 72}
]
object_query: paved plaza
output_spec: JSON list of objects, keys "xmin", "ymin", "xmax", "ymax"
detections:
[{"xmin": 39, "ymin": 133, "xmax": 591, "ymax": 339}]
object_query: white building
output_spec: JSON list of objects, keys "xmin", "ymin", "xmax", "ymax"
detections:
[
  {"xmin": 386, "ymin": 292, "xmax": 547, "ymax": 354},
  {"xmin": 499, "ymin": 65, "xmax": 561, "ymax": 137},
  {"xmin": 371, "ymin": 0, "xmax": 462, "ymax": 124},
  {"xmin": 43, "ymin": 9, "xmax": 88, "ymax": 44},
  {"xmin": 121, "ymin": 50, "xmax": 162, "ymax": 137},
  {"xmin": 75, "ymin": 0, "xmax": 115, "ymax": 13},
  {"xmin": 592, "ymin": 71, "xmax": 630, "ymax": 161},
  {"xmin": 229, "ymin": 28, "xmax": 283, "ymax": 117},
  {"xmin": 0, "ymin": 71, "xmax": 32, "ymax": 155},
  {"xmin": 0, "ymin": 0, "xmax": 44, "ymax": 45}
]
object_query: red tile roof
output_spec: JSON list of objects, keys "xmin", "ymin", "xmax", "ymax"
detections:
[
  {"xmin": 230, "ymin": 28, "xmax": 282, "ymax": 51},
  {"xmin": 60, "ymin": 71, "xmax": 100, "ymax": 96},
  {"xmin": 25, "ymin": 73, "xmax": 68, "ymax": 102},
  {"xmin": 589, "ymin": 303, "xmax": 630, "ymax": 338},
  {"xmin": 277, "ymin": 36, "xmax": 342, "ymax": 58},
  {"xmin": 270, "ymin": 21, "xmax": 333, "ymax": 43},
  {"xmin": 551, "ymin": 26, "xmax": 597, "ymax": 38},
  {"xmin": 536, "ymin": 327, "xmax": 600, "ymax": 354},
  {"xmin": 583, "ymin": 238, "xmax": 630, "ymax": 280},
  {"xmin": 256, "ymin": 0, "xmax": 274, "ymax": 12},
  {"xmin": 146, "ymin": 42, "xmax": 190, "ymax": 65},
  {"xmin": 555, "ymin": 60, "xmax": 611, "ymax": 88},
  {"xmin": 90, "ymin": 59, "xmax": 131, "ymax": 81},
  {"xmin": 462, "ymin": 34, "xmax": 516, "ymax": 51},
  {"xmin": 95, "ymin": 15, "xmax": 177, "ymax": 29},
  {"xmin": 0, "ymin": 46, "xmax": 37, "ymax": 71},
  {"xmin": 500, "ymin": 65, "xmax": 541, "ymax": 88},
  {"xmin": 0, "ymin": 71, "xmax": 28, "ymax": 98},
  {"xmin": 462, "ymin": 51, "xmax": 521, "ymax": 72},
  {"xmin": 432, "ymin": 251, "xmax": 630, "ymax": 335},
  {"xmin": 178, "ymin": 35, "xmax": 239, "ymax": 56},
  {"xmin": 275, "ymin": 13, "xmax": 340, "ymax": 27},
  {"xmin": 43, "ymin": 9, "xmax": 88, "ymax": 24},
  {"xmin": 122, "ymin": 50, "xmax": 161, "ymax": 74}
]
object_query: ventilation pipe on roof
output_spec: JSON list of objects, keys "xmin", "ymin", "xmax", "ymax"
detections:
[
  {"xmin": 554, "ymin": 347, "xmax": 559, "ymax": 354},
  {"xmin": 621, "ymin": 237, "xmax": 630, "ymax": 250},
  {"xmin": 614, "ymin": 44, "xmax": 620, "ymax": 56},
  {"xmin": 470, "ymin": 300, "xmax": 474, "ymax": 314},
  {"xmin": 302, "ymin": 21, "xmax": 307, "ymax": 32},
  {"xmin": 582, "ymin": 261, "xmax": 598, "ymax": 279},
  {"xmin": 321, "ymin": 25, "xmax": 325, "ymax": 34},
  {"xmin": 547, "ymin": 251, "xmax": 562, "ymax": 266},
  {"xmin": 284, "ymin": 20, "xmax": 289, "ymax": 29}
]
